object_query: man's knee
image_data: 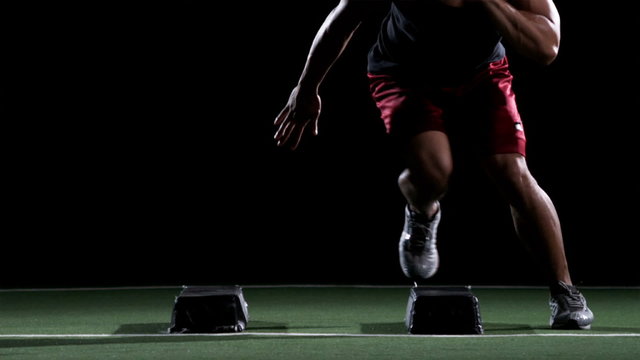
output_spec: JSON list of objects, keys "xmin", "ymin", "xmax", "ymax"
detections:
[
  {"xmin": 485, "ymin": 153, "xmax": 538, "ymax": 198},
  {"xmin": 398, "ymin": 167, "xmax": 450, "ymax": 199}
]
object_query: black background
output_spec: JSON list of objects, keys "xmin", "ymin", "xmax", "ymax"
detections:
[{"xmin": 3, "ymin": 1, "xmax": 638, "ymax": 288}]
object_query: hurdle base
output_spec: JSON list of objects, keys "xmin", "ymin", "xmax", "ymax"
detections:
[
  {"xmin": 405, "ymin": 286, "xmax": 483, "ymax": 335},
  {"xmin": 168, "ymin": 285, "xmax": 249, "ymax": 334}
]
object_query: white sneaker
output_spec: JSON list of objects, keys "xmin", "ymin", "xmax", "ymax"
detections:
[
  {"xmin": 399, "ymin": 203, "xmax": 441, "ymax": 279},
  {"xmin": 549, "ymin": 281, "xmax": 594, "ymax": 330}
]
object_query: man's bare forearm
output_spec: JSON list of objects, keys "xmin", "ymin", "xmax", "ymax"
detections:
[
  {"xmin": 296, "ymin": 1, "xmax": 364, "ymax": 93},
  {"xmin": 480, "ymin": 0, "xmax": 561, "ymax": 65}
]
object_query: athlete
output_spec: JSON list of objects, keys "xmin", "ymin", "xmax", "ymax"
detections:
[{"xmin": 274, "ymin": 0, "xmax": 593, "ymax": 329}]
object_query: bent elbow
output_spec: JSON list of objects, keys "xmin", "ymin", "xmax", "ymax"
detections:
[
  {"xmin": 544, "ymin": 44, "xmax": 560, "ymax": 65},
  {"xmin": 534, "ymin": 44, "xmax": 559, "ymax": 66}
]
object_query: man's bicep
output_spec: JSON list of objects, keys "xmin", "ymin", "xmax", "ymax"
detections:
[{"xmin": 508, "ymin": 0, "xmax": 560, "ymax": 25}]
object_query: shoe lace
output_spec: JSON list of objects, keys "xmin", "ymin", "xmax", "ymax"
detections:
[
  {"xmin": 552, "ymin": 287, "xmax": 586, "ymax": 312},
  {"xmin": 407, "ymin": 217, "xmax": 432, "ymax": 250},
  {"xmin": 564, "ymin": 290, "xmax": 586, "ymax": 311}
]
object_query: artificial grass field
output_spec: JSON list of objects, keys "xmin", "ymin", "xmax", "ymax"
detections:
[{"xmin": 1, "ymin": 286, "xmax": 638, "ymax": 359}]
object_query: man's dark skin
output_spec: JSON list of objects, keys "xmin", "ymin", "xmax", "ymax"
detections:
[{"xmin": 274, "ymin": 0, "xmax": 575, "ymax": 290}]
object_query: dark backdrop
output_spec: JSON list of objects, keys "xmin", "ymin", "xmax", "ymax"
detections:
[{"xmin": 3, "ymin": 1, "xmax": 638, "ymax": 288}]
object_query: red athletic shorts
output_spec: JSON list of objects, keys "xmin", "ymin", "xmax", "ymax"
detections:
[{"xmin": 368, "ymin": 57, "xmax": 526, "ymax": 156}]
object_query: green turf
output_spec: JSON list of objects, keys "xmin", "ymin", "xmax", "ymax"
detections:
[
  {"xmin": 1, "ymin": 286, "xmax": 638, "ymax": 359},
  {"xmin": 2, "ymin": 335, "xmax": 639, "ymax": 360}
]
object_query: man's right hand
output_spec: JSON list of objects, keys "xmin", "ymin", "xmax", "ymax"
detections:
[{"xmin": 274, "ymin": 86, "xmax": 322, "ymax": 150}]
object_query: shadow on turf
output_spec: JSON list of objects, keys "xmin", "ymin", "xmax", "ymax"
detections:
[
  {"xmin": 114, "ymin": 321, "xmax": 289, "ymax": 334},
  {"xmin": 359, "ymin": 322, "xmax": 540, "ymax": 335},
  {"xmin": 360, "ymin": 322, "xmax": 406, "ymax": 334},
  {"xmin": 482, "ymin": 323, "xmax": 538, "ymax": 333},
  {"xmin": 0, "ymin": 322, "xmax": 291, "ymax": 349},
  {"xmin": 114, "ymin": 323, "xmax": 171, "ymax": 334}
]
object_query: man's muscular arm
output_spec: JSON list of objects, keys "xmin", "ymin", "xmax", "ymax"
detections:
[
  {"xmin": 479, "ymin": 0, "xmax": 561, "ymax": 65},
  {"xmin": 274, "ymin": 0, "xmax": 377, "ymax": 150}
]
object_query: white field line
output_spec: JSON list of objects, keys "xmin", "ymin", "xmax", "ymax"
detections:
[{"xmin": 1, "ymin": 285, "xmax": 639, "ymax": 293}]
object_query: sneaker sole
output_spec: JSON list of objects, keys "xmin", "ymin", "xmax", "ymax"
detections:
[{"xmin": 551, "ymin": 320, "xmax": 592, "ymax": 330}]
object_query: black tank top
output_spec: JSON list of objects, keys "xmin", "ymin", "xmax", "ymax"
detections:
[{"xmin": 367, "ymin": 0, "xmax": 505, "ymax": 84}]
